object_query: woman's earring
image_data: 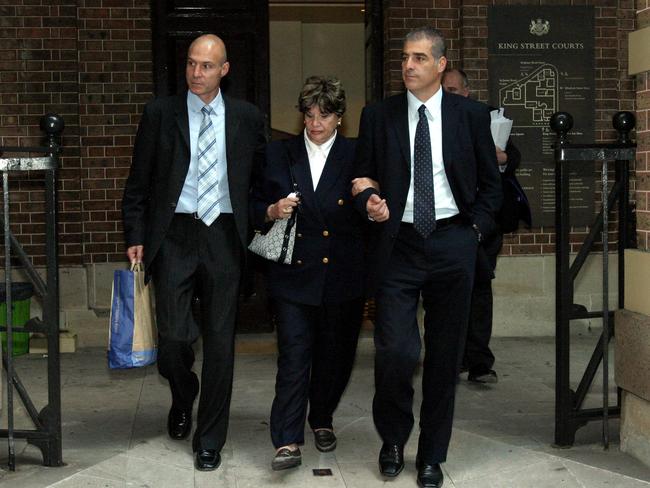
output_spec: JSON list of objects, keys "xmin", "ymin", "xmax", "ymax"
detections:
[{"xmin": 337, "ymin": 120, "xmax": 342, "ymax": 127}]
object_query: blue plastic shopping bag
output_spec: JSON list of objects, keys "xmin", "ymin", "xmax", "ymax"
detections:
[{"xmin": 108, "ymin": 264, "xmax": 157, "ymax": 368}]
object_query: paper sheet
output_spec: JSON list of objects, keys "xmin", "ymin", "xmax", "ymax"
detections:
[{"xmin": 490, "ymin": 108, "xmax": 513, "ymax": 151}]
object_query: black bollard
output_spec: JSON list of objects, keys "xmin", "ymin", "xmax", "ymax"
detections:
[
  {"xmin": 612, "ymin": 111, "xmax": 635, "ymax": 145},
  {"xmin": 550, "ymin": 111, "xmax": 573, "ymax": 145}
]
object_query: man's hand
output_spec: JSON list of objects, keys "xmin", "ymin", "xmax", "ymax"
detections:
[
  {"xmin": 351, "ymin": 177, "xmax": 380, "ymax": 197},
  {"xmin": 127, "ymin": 245, "xmax": 144, "ymax": 265},
  {"xmin": 367, "ymin": 194, "xmax": 389, "ymax": 222},
  {"xmin": 496, "ymin": 148, "xmax": 508, "ymax": 164}
]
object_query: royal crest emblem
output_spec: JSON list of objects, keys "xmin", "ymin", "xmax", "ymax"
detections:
[{"xmin": 529, "ymin": 18, "xmax": 550, "ymax": 36}]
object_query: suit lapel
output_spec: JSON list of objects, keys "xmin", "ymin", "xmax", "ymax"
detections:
[
  {"xmin": 286, "ymin": 135, "xmax": 313, "ymax": 193},
  {"xmin": 175, "ymin": 95, "xmax": 190, "ymax": 152},
  {"xmin": 170, "ymin": 94, "xmax": 191, "ymax": 201},
  {"xmin": 386, "ymin": 93, "xmax": 411, "ymax": 172},
  {"xmin": 286, "ymin": 135, "xmax": 324, "ymax": 224},
  {"xmin": 223, "ymin": 95, "xmax": 241, "ymax": 183},
  {"xmin": 441, "ymin": 91, "xmax": 460, "ymax": 173},
  {"xmin": 314, "ymin": 134, "xmax": 346, "ymax": 201}
]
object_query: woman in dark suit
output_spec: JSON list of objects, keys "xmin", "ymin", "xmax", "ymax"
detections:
[{"xmin": 250, "ymin": 76, "xmax": 365, "ymax": 470}]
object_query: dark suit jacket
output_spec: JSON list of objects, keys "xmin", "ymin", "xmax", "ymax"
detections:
[
  {"xmin": 475, "ymin": 139, "xmax": 522, "ymax": 282},
  {"xmin": 122, "ymin": 93, "xmax": 266, "ymax": 277},
  {"xmin": 353, "ymin": 91, "xmax": 502, "ymax": 294},
  {"xmin": 497, "ymin": 140, "xmax": 531, "ymax": 235},
  {"xmin": 250, "ymin": 134, "xmax": 366, "ymax": 306},
  {"xmin": 483, "ymin": 138, "xmax": 522, "ymax": 256}
]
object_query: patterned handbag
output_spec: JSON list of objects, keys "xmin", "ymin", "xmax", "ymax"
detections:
[
  {"xmin": 248, "ymin": 154, "xmax": 299, "ymax": 265},
  {"xmin": 248, "ymin": 213, "xmax": 296, "ymax": 264}
]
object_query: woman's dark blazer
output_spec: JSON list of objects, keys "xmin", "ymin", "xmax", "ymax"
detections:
[{"xmin": 250, "ymin": 134, "xmax": 366, "ymax": 306}]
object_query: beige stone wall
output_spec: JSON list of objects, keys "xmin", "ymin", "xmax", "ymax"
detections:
[
  {"xmin": 616, "ymin": 0, "xmax": 650, "ymax": 467},
  {"xmin": 621, "ymin": 391, "xmax": 650, "ymax": 465},
  {"xmin": 1, "ymin": 252, "xmax": 615, "ymax": 348},
  {"xmin": 616, "ymin": 308, "xmax": 650, "ymax": 399},
  {"xmin": 493, "ymin": 254, "xmax": 619, "ymax": 336},
  {"xmin": 616, "ymin": 307, "xmax": 650, "ymax": 467}
]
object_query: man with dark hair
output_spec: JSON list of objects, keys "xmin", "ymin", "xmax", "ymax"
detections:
[
  {"xmin": 443, "ymin": 67, "xmax": 524, "ymax": 384},
  {"xmin": 441, "ymin": 68, "xmax": 470, "ymax": 98},
  {"xmin": 352, "ymin": 27, "xmax": 502, "ymax": 488},
  {"xmin": 122, "ymin": 34, "xmax": 266, "ymax": 471}
]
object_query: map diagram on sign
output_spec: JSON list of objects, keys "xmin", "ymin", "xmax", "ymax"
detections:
[{"xmin": 499, "ymin": 64, "xmax": 558, "ymax": 126}]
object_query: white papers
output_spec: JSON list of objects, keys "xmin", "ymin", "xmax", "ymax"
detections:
[{"xmin": 490, "ymin": 108, "xmax": 512, "ymax": 151}]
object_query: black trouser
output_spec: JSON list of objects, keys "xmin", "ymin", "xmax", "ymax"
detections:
[
  {"xmin": 464, "ymin": 241, "xmax": 499, "ymax": 371},
  {"xmin": 270, "ymin": 297, "xmax": 364, "ymax": 448},
  {"xmin": 373, "ymin": 221, "xmax": 477, "ymax": 464},
  {"xmin": 151, "ymin": 213, "xmax": 241, "ymax": 453}
]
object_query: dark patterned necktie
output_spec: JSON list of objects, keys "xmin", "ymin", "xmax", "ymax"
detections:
[{"xmin": 413, "ymin": 104, "xmax": 436, "ymax": 237}]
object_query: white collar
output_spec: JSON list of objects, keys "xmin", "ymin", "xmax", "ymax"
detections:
[
  {"xmin": 407, "ymin": 86, "xmax": 442, "ymax": 121},
  {"xmin": 303, "ymin": 129, "xmax": 337, "ymax": 155},
  {"xmin": 187, "ymin": 89, "xmax": 224, "ymax": 115}
]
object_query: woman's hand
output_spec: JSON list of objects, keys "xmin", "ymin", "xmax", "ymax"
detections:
[
  {"xmin": 367, "ymin": 194, "xmax": 389, "ymax": 222},
  {"xmin": 266, "ymin": 195, "xmax": 300, "ymax": 221}
]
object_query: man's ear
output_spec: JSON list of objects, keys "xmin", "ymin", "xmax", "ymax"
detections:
[
  {"xmin": 220, "ymin": 61, "xmax": 230, "ymax": 77},
  {"xmin": 437, "ymin": 56, "xmax": 447, "ymax": 73}
]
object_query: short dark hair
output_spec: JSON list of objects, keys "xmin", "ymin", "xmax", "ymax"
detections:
[
  {"xmin": 447, "ymin": 68, "xmax": 469, "ymax": 88},
  {"xmin": 405, "ymin": 26, "xmax": 446, "ymax": 59},
  {"xmin": 298, "ymin": 76, "xmax": 346, "ymax": 117}
]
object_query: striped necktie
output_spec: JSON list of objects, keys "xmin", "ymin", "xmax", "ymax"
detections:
[{"xmin": 197, "ymin": 105, "xmax": 221, "ymax": 225}]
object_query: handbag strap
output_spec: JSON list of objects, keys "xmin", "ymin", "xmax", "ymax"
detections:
[
  {"xmin": 285, "ymin": 140, "xmax": 299, "ymax": 195},
  {"xmin": 277, "ymin": 141, "xmax": 299, "ymax": 264}
]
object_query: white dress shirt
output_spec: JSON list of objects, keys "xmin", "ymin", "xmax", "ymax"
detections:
[
  {"xmin": 402, "ymin": 88, "xmax": 458, "ymax": 223},
  {"xmin": 176, "ymin": 90, "xmax": 232, "ymax": 214},
  {"xmin": 304, "ymin": 129, "xmax": 337, "ymax": 190}
]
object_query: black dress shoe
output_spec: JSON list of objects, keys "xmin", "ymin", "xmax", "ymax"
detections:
[
  {"xmin": 417, "ymin": 462, "xmax": 444, "ymax": 488},
  {"xmin": 378, "ymin": 443, "xmax": 404, "ymax": 477},
  {"xmin": 468, "ymin": 366, "xmax": 498, "ymax": 384},
  {"xmin": 314, "ymin": 429, "xmax": 337, "ymax": 452},
  {"xmin": 195, "ymin": 449, "xmax": 221, "ymax": 471},
  {"xmin": 167, "ymin": 407, "xmax": 192, "ymax": 440},
  {"xmin": 272, "ymin": 447, "xmax": 302, "ymax": 471}
]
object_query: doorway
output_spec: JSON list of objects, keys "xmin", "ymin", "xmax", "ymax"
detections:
[{"xmin": 269, "ymin": 1, "xmax": 366, "ymax": 139}]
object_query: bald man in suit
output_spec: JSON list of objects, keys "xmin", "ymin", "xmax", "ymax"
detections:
[{"xmin": 122, "ymin": 34, "xmax": 266, "ymax": 471}]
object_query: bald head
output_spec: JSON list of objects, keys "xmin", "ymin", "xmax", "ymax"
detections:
[
  {"xmin": 442, "ymin": 69, "xmax": 469, "ymax": 98},
  {"xmin": 189, "ymin": 34, "xmax": 228, "ymax": 64},
  {"xmin": 186, "ymin": 34, "xmax": 230, "ymax": 104}
]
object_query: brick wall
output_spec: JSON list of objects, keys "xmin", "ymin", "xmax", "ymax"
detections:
[
  {"xmin": 0, "ymin": 0, "xmax": 152, "ymax": 266},
  {"xmin": 0, "ymin": 1, "xmax": 80, "ymax": 266},
  {"xmin": 383, "ymin": 0, "xmax": 637, "ymax": 256},
  {"xmin": 0, "ymin": 2, "xmax": 640, "ymax": 263},
  {"xmin": 636, "ymin": 0, "xmax": 650, "ymax": 249},
  {"xmin": 77, "ymin": 1, "xmax": 152, "ymax": 263}
]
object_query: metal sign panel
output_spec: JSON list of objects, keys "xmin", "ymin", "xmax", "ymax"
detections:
[{"xmin": 488, "ymin": 6, "xmax": 595, "ymax": 227}]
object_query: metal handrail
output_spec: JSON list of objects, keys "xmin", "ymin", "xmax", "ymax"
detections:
[
  {"xmin": 0, "ymin": 113, "xmax": 64, "ymax": 469},
  {"xmin": 551, "ymin": 111, "xmax": 635, "ymax": 448}
]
